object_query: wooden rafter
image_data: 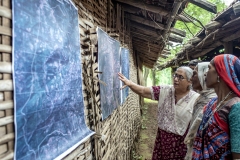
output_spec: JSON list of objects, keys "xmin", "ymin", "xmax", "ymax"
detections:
[
  {"xmin": 118, "ymin": 1, "xmax": 191, "ymax": 22},
  {"xmin": 130, "ymin": 22, "xmax": 160, "ymax": 36},
  {"xmin": 134, "ymin": 44, "xmax": 159, "ymax": 53},
  {"xmin": 114, "ymin": 0, "xmax": 169, "ymax": 16},
  {"xmin": 169, "ymin": 34, "xmax": 183, "ymax": 43},
  {"xmin": 131, "ymin": 32, "xmax": 158, "ymax": 41},
  {"xmin": 131, "ymin": 22, "xmax": 184, "ymax": 43},
  {"xmin": 133, "ymin": 44, "xmax": 160, "ymax": 53},
  {"xmin": 189, "ymin": 0, "xmax": 217, "ymax": 14},
  {"xmin": 137, "ymin": 52, "xmax": 158, "ymax": 61},
  {"xmin": 127, "ymin": 14, "xmax": 186, "ymax": 37},
  {"xmin": 133, "ymin": 40, "xmax": 160, "ymax": 48}
]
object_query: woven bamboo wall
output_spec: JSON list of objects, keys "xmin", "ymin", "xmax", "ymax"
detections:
[
  {"xmin": 0, "ymin": 0, "xmax": 14, "ymax": 159},
  {"xmin": 0, "ymin": 0, "xmax": 141, "ymax": 159}
]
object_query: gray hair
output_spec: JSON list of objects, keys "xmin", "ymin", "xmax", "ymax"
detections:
[{"xmin": 177, "ymin": 66, "xmax": 193, "ymax": 81}]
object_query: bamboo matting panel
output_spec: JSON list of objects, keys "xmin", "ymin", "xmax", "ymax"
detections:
[
  {"xmin": 94, "ymin": 45, "xmax": 141, "ymax": 160},
  {"xmin": 0, "ymin": 0, "xmax": 14, "ymax": 159},
  {"xmin": 0, "ymin": 0, "xmax": 141, "ymax": 159}
]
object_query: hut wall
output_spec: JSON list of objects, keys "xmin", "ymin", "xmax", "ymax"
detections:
[{"xmin": 0, "ymin": 0, "xmax": 141, "ymax": 159}]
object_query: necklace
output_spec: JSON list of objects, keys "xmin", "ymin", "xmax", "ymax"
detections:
[{"xmin": 202, "ymin": 91, "xmax": 233, "ymax": 130}]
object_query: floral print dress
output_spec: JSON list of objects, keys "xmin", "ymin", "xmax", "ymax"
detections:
[{"xmin": 150, "ymin": 85, "xmax": 199, "ymax": 160}]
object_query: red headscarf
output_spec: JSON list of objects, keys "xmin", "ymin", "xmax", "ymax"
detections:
[{"xmin": 214, "ymin": 54, "xmax": 240, "ymax": 96}]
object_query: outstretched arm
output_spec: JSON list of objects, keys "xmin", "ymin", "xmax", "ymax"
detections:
[{"xmin": 118, "ymin": 73, "xmax": 152, "ymax": 99}]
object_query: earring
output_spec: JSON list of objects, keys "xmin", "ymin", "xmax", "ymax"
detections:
[{"xmin": 217, "ymin": 76, "xmax": 220, "ymax": 82}]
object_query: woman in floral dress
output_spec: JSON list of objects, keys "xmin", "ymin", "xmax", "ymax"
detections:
[{"xmin": 118, "ymin": 66, "xmax": 199, "ymax": 160}]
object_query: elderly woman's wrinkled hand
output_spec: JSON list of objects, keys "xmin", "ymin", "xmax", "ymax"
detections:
[{"xmin": 118, "ymin": 72, "xmax": 132, "ymax": 89}]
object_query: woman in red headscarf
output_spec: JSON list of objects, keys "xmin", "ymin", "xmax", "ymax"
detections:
[{"xmin": 192, "ymin": 54, "xmax": 240, "ymax": 159}]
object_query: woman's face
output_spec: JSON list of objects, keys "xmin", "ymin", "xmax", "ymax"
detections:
[
  {"xmin": 205, "ymin": 60, "xmax": 218, "ymax": 88},
  {"xmin": 191, "ymin": 66, "xmax": 202, "ymax": 91},
  {"xmin": 173, "ymin": 68, "xmax": 192, "ymax": 91}
]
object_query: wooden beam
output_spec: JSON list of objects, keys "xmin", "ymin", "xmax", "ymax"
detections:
[
  {"xmin": 189, "ymin": 37, "xmax": 202, "ymax": 44},
  {"xmin": 176, "ymin": 28, "xmax": 240, "ymax": 60},
  {"xmin": 137, "ymin": 52, "xmax": 158, "ymax": 61},
  {"xmin": 133, "ymin": 41, "xmax": 159, "ymax": 49},
  {"xmin": 107, "ymin": 0, "xmax": 111, "ymax": 27},
  {"xmin": 183, "ymin": 43, "xmax": 194, "ymax": 50},
  {"xmin": 177, "ymin": 14, "xmax": 193, "ymax": 23},
  {"xmin": 222, "ymin": 29, "xmax": 240, "ymax": 42},
  {"xmin": 222, "ymin": 16, "xmax": 240, "ymax": 29},
  {"xmin": 205, "ymin": 21, "xmax": 223, "ymax": 30},
  {"xmin": 132, "ymin": 32, "xmax": 159, "ymax": 42},
  {"xmin": 233, "ymin": 1, "xmax": 240, "ymax": 15},
  {"xmin": 224, "ymin": 41, "xmax": 233, "ymax": 54},
  {"xmin": 133, "ymin": 44, "xmax": 160, "ymax": 53},
  {"xmin": 134, "ymin": 45, "xmax": 159, "ymax": 54},
  {"xmin": 170, "ymin": 28, "xmax": 186, "ymax": 37},
  {"xmin": 195, "ymin": 25, "xmax": 240, "ymax": 49},
  {"xmin": 138, "ymin": 53, "xmax": 157, "ymax": 61},
  {"xmin": 162, "ymin": 50, "xmax": 171, "ymax": 55},
  {"xmin": 135, "ymin": 46, "xmax": 159, "ymax": 54},
  {"xmin": 189, "ymin": 0, "xmax": 217, "ymax": 14},
  {"xmin": 114, "ymin": 0, "xmax": 169, "ymax": 16},
  {"xmin": 167, "ymin": 42, "xmax": 174, "ymax": 46},
  {"xmin": 169, "ymin": 33, "xmax": 183, "ymax": 43},
  {"xmin": 127, "ymin": 14, "xmax": 165, "ymax": 29},
  {"xmin": 133, "ymin": 41, "xmax": 160, "ymax": 49},
  {"xmin": 192, "ymin": 41, "xmax": 222, "ymax": 58},
  {"xmin": 122, "ymin": 4, "xmax": 192, "ymax": 23},
  {"xmin": 133, "ymin": 38, "xmax": 159, "ymax": 46},
  {"xmin": 127, "ymin": 14, "xmax": 186, "ymax": 37},
  {"xmin": 156, "ymin": 1, "xmax": 183, "ymax": 66},
  {"xmin": 130, "ymin": 21, "xmax": 161, "ymax": 36}
]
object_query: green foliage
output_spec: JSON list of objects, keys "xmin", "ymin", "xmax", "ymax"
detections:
[
  {"xmin": 175, "ymin": 0, "xmax": 226, "ymax": 41},
  {"xmin": 144, "ymin": 98, "xmax": 157, "ymax": 103},
  {"xmin": 149, "ymin": 0, "xmax": 227, "ymax": 85}
]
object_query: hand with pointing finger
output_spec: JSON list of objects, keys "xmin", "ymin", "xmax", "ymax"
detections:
[{"xmin": 118, "ymin": 72, "xmax": 132, "ymax": 89}]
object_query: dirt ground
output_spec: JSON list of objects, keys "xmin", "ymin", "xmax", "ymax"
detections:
[{"xmin": 133, "ymin": 100, "xmax": 158, "ymax": 160}]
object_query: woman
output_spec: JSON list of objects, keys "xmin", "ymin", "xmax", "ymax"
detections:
[
  {"xmin": 192, "ymin": 54, "xmax": 240, "ymax": 159},
  {"xmin": 118, "ymin": 66, "xmax": 200, "ymax": 160},
  {"xmin": 184, "ymin": 62, "xmax": 216, "ymax": 160}
]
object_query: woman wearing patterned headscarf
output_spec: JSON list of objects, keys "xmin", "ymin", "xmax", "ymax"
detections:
[
  {"xmin": 192, "ymin": 54, "xmax": 240, "ymax": 159},
  {"xmin": 184, "ymin": 62, "xmax": 216, "ymax": 160}
]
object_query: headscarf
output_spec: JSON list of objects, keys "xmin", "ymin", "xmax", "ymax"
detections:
[
  {"xmin": 214, "ymin": 54, "xmax": 240, "ymax": 96},
  {"xmin": 197, "ymin": 62, "xmax": 209, "ymax": 91},
  {"xmin": 184, "ymin": 62, "xmax": 216, "ymax": 160}
]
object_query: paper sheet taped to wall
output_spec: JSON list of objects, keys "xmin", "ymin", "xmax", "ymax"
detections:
[
  {"xmin": 97, "ymin": 27, "xmax": 121, "ymax": 120},
  {"xmin": 12, "ymin": 0, "xmax": 94, "ymax": 159}
]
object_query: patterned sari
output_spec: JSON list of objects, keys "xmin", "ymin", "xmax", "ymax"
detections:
[
  {"xmin": 184, "ymin": 90, "xmax": 216, "ymax": 160},
  {"xmin": 184, "ymin": 62, "xmax": 216, "ymax": 160},
  {"xmin": 192, "ymin": 97, "xmax": 240, "ymax": 159},
  {"xmin": 192, "ymin": 54, "xmax": 240, "ymax": 160}
]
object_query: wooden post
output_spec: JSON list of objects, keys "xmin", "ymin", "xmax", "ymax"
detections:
[
  {"xmin": 107, "ymin": 0, "xmax": 111, "ymax": 28},
  {"xmin": 224, "ymin": 41, "xmax": 233, "ymax": 54}
]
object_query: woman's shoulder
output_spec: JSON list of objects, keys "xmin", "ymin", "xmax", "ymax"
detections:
[
  {"xmin": 205, "ymin": 89, "xmax": 217, "ymax": 97},
  {"xmin": 189, "ymin": 90, "xmax": 200, "ymax": 97},
  {"xmin": 231, "ymin": 97, "xmax": 240, "ymax": 105},
  {"xmin": 230, "ymin": 99, "xmax": 240, "ymax": 110}
]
